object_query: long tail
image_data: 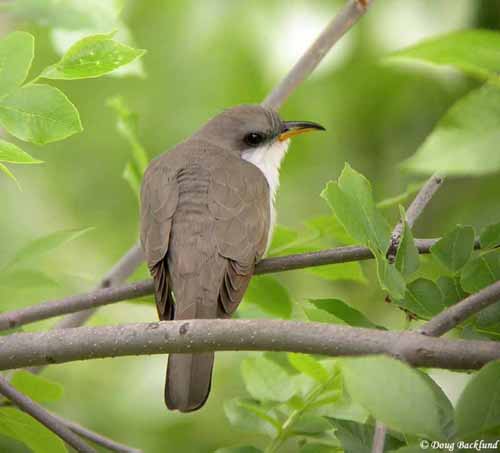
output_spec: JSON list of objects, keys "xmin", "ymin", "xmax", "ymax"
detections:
[{"xmin": 165, "ymin": 352, "xmax": 214, "ymax": 412}]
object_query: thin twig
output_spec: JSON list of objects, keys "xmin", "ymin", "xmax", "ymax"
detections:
[
  {"xmin": 387, "ymin": 174, "xmax": 444, "ymax": 262},
  {"xmin": 262, "ymin": 0, "xmax": 373, "ymax": 110},
  {"xmin": 49, "ymin": 411, "xmax": 142, "ymax": 453},
  {"xmin": 371, "ymin": 422, "xmax": 387, "ymax": 453},
  {"xmin": 0, "ymin": 320, "xmax": 498, "ymax": 371},
  {"xmin": 0, "ymin": 239, "xmax": 445, "ymax": 332},
  {"xmin": 0, "ymin": 374, "xmax": 97, "ymax": 453},
  {"xmin": 419, "ymin": 280, "xmax": 500, "ymax": 337}
]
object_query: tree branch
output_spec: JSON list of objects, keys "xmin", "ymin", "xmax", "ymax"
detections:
[
  {"xmin": 0, "ymin": 239, "xmax": 443, "ymax": 332},
  {"xmin": 0, "ymin": 374, "xmax": 97, "ymax": 453},
  {"xmin": 262, "ymin": 0, "xmax": 373, "ymax": 110},
  {"xmin": 419, "ymin": 280, "xmax": 500, "ymax": 337},
  {"xmin": 387, "ymin": 174, "xmax": 444, "ymax": 262},
  {"xmin": 0, "ymin": 320, "xmax": 499, "ymax": 372}
]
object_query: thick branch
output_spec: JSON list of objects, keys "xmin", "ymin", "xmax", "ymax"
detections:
[
  {"xmin": 0, "ymin": 239, "xmax": 441, "ymax": 332},
  {"xmin": 262, "ymin": 0, "xmax": 373, "ymax": 109},
  {"xmin": 0, "ymin": 320, "xmax": 498, "ymax": 371},
  {"xmin": 0, "ymin": 375, "xmax": 96, "ymax": 453},
  {"xmin": 420, "ymin": 280, "xmax": 500, "ymax": 337}
]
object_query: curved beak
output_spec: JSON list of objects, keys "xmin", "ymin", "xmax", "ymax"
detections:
[{"xmin": 278, "ymin": 121, "xmax": 326, "ymax": 142}]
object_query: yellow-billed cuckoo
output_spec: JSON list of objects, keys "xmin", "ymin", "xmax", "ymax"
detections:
[{"xmin": 140, "ymin": 104, "xmax": 324, "ymax": 412}]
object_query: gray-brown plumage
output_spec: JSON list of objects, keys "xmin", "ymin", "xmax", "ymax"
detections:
[{"xmin": 140, "ymin": 104, "xmax": 324, "ymax": 412}]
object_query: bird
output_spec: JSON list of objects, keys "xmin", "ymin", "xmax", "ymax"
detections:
[{"xmin": 140, "ymin": 104, "xmax": 324, "ymax": 412}]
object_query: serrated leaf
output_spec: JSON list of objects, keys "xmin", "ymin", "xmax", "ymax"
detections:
[
  {"xmin": 321, "ymin": 164, "xmax": 390, "ymax": 252},
  {"xmin": 244, "ymin": 276, "xmax": 292, "ymax": 319},
  {"xmin": 430, "ymin": 225, "xmax": 475, "ymax": 272},
  {"xmin": 41, "ymin": 33, "xmax": 145, "ymax": 80},
  {"xmin": 308, "ymin": 299, "xmax": 381, "ymax": 329},
  {"xmin": 11, "ymin": 371, "xmax": 63, "ymax": 403},
  {"xmin": 396, "ymin": 278, "xmax": 445, "ymax": 319},
  {"xmin": 7, "ymin": 227, "xmax": 93, "ymax": 268},
  {"xmin": 241, "ymin": 355, "xmax": 297, "ymax": 402},
  {"xmin": 460, "ymin": 249, "xmax": 500, "ymax": 293},
  {"xmin": 224, "ymin": 398, "xmax": 278, "ymax": 436},
  {"xmin": 395, "ymin": 207, "xmax": 420, "ymax": 277},
  {"xmin": 341, "ymin": 356, "xmax": 445, "ymax": 439},
  {"xmin": 0, "ymin": 139, "xmax": 41, "ymax": 164},
  {"xmin": 402, "ymin": 84, "xmax": 500, "ymax": 176},
  {"xmin": 0, "ymin": 84, "xmax": 82, "ymax": 145},
  {"xmin": 0, "ymin": 407, "xmax": 66, "ymax": 453},
  {"xmin": 0, "ymin": 31, "xmax": 34, "ymax": 98},
  {"xmin": 455, "ymin": 361, "xmax": 500, "ymax": 438},
  {"xmin": 387, "ymin": 29, "xmax": 500, "ymax": 81},
  {"xmin": 288, "ymin": 353, "xmax": 330, "ymax": 384},
  {"xmin": 480, "ymin": 222, "xmax": 500, "ymax": 249}
]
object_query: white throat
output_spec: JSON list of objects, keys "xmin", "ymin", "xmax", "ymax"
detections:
[{"xmin": 242, "ymin": 139, "xmax": 290, "ymax": 252}]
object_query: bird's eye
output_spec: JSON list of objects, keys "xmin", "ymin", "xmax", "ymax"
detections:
[{"xmin": 243, "ymin": 132, "xmax": 265, "ymax": 147}]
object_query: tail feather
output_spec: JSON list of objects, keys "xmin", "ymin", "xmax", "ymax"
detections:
[{"xmin": 165, "ymin": 352, "xmax": 214, "ymax": 412}]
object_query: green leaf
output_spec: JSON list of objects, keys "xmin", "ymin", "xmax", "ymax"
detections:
[
  {"xmin": 396, "ymin": 278, "xmax": 445, "ymax": 319},
  {"xmin": 42, "ymin": 32, "xmax": 145, "ymax": 80},
  {"xmin": 122, "ymin": 161, "xmax": 141, "ymax": 197},
  {"xmin": 308, "ymin": 261, "xmax": 366, "ymax": 284},
  {"xmin": 402, "ymin": 84, "xmax": 500, "ymax": 176},
  {"xmin": 0, "ymin": 162, "xmax": 20, "ymax": 188},
  {"xmin": 0, "ymin": 269, "xmax": 59, "ymax": 289},
  {"xmin": 328, "ymin": 419, "xmax": 404, "ymax": 453},
  {"xmin": 11, "ymin": 371, "xmax": 63, "ymax": 403},
  {"xmin": 293, "ymin": 414, "xmax": 332, "ymax": 435},
  {"xmin": 436, "ymin": 276, "xmax": 467, "ymax": 307},
  {"xmin": 460, "ymin": 249, "xmax": 500, "ymax": 293},
  {"xmin": 244, "ymin": 276, "xmax": 292, "ymax": 319},
  {"xmin": 7, "ymin": 227, "xmax": 93, "ymax": 268},
  {"xmin": 287, "ymin": 353, "xmax": 330, "ymax": 384},
  {"xmin": 268, "ymin": 225, "xmax": 300, "ymax": 255},
  {"xmin": 224, "ymin": 398, "xmax": 278, "ymax": 436},
  {"xmin": 430, "ymin": 225, "xmax": 475, "ymax": 272},
  {"xmin": 480, "ymin": 222, "xmax": 500, "ymax": 249},
  {"xmin": 0, "ymin": 31, "xmax": 34, "ymax": 98},
  {"xmin": 341, "ymin": 356, "xmax": 445, "ymax": 438},
  {"xmin": 387, "ymin": 29, "xmax": 500, "ymax": 81},
  {"xmin": 376, "ymin": 182, "xmax": 423, "ymax": 209},
  {"xmin": 308, "ymin": 299, "xmax": 381, "ymax": 329},
  {"xmin": 321, "ymin": 164, "xmax": 390, "ymax": 252},
  {"xmin": 373, "ymin": 247, "xmax": 406, "ymax": 300},
  {"xmin": 0, "ymin": 407, "xmax": 66, "ymax": 453},
  {"xmin": 455, "ymin": 361, "xmax": 500, "ymax": 438},
  {"xmin": 305, "ymin": 215, "xmax": 354, "ymax": 245},
  {"xmin": 395, "ymin": 207, "xmax": 420, "ymax": 278},
  {"xmin": 215, "ymin": 447, "xmax": 262, "ymax": 453},
  {"xmin": 0, "ymin": 139, "xmax": 41, "ymax": 164},
  {"xmin": 241, "ymin": 355, "xmax": 297, "ymax": 402},
  {"xmin": 0, "ymin": 84, "xmax": 82, "ymax": 145}
]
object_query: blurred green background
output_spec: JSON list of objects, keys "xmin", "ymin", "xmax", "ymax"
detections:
[{"xmin": 1, "ymin": 0, "xmax": 499, "ymax": 451}]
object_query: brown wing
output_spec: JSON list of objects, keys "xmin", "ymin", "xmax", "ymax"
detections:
[
  {"xmin": 208, "ymin": 155, "xmax": 270, "ymax": 315},
  {"xmin": 140, "ymin": 157, "xmax": 179, "ymax": 319}
]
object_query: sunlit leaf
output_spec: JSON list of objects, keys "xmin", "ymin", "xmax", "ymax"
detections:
[
  {"xmin": 387, "ymin": 29, "xmax": 500, "ymax": 81},
  {"xmin": 341, "ymin": 356, "xmax": 445, "ymax": 438},
  {"xmin": 455, "ymin": 361, "xmax": 500, "ymax": 438},
  {"xmin": 244, "ymin": 276, "xmax": 292, "ymax": 319},
  {"xmin": 0, "ymin": 139, "xmax": 41, "ymax": 164},
  {"xmin": 0, "ymin": 162, "xmax": 20, "ymax": 188},
  {"xmin": 0, "ymin": 31, "xmax": 34, "ymax": 98},
  {"xmin": 287, "ymin": 353, "xmax": 330, "ymax": 384},
  {"xmin": 7, "ymin": 227, "xmax": 94, "ymax": 268},
  {"xmin": 41, "ymin": 33, "xmax": 145, "ymax": 80},
  {"xmin": 0, "ymin": 407, "xmax": 66, "ymax": 453},
  {"xmin": 11, "ymin": 371, "xmax": 63, "ymax": 403},
  {"xmin": 0, "ymin": 84, "xmax": 82, "ymax": 145},
  {"xmin": 402, "ymin": 84, "xmax": 500, "ymax": 176}
]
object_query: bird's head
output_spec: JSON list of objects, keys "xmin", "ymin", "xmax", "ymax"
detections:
[{"xmin": 193, "ymin": 104, "xmax": 325, "ymax": 157}]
